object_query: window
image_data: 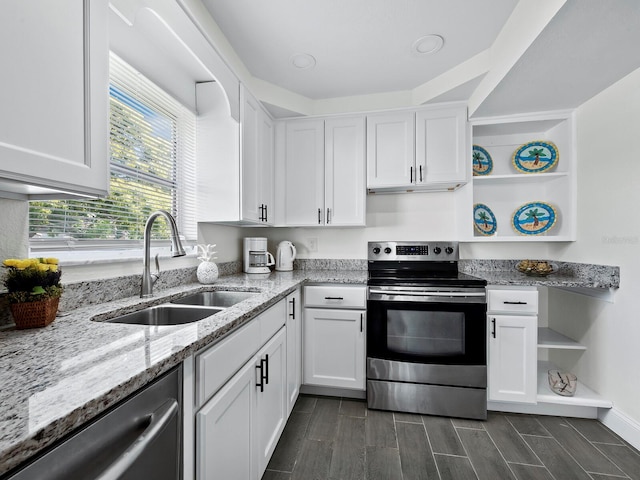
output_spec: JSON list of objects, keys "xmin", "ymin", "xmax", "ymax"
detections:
[{"xmin": 29, "ymin": 54, "xmax": 197, "ymax": 258}]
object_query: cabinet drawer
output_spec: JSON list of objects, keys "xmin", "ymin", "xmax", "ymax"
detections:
[
  {"xmin": 260, "ymin": 300, "xmax": 286, "ymax": 344},
  {"xmin": 196, "ymin": 320, "xmax": 260, "ymax": 407},
  {"xmin": 304, "ymin": 285, "xmax": 366, "ymax": 309},
  {"xmin": 487, "ymin": 288, "xmax": 538, "ymax": 314}
]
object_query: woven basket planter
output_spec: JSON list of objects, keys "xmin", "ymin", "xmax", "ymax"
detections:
[{"xmin": 9, "ymin": 297, "xmax": 60, "ymax": 329}]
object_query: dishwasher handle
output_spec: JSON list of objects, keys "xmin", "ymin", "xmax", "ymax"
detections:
[{"xmin": 95, "ymin": 399, "xmax": 179, "ymax": 480}]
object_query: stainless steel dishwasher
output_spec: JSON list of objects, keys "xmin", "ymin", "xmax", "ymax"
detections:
[{"xmin": 5, "ymin": 366, "xmax": 182, "ymax": 480}]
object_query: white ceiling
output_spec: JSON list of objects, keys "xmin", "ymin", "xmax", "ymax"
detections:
[
  {"xmin": 198, "ymin": 0, "xmax": 640, "ymax": 118},
  {"xmin": 201, "ymin": 0, "xmax": 518, "ymax": 99}
]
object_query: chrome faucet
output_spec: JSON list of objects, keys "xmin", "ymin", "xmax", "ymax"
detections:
[{"xmin": 141, "ymin": 210, "xmax": 186, "ymax": 297}]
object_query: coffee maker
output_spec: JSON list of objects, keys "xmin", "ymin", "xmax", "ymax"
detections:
[{"xmin": 243, "ymin": 237, "xmax": 275, "ymax": 274}]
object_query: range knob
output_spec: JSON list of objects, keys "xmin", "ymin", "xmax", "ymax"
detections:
[
  {"xmin": 372, "ymin": 247, "xmax": 381, "ymax": 255},
  {"xmin": 433, "ymin": 247, "xmax": 441, "ymax": 255},
  {"xmin": 384, "ymin": 247, "xmax": 392, "ymax": 254},
  {"xmin": 445, "ymin": 246, "xmax": 454, "ymax": 255}
]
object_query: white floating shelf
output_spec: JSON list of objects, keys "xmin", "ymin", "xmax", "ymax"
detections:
[
  {"xmin": 538, "ymin": 328, "xmax": 586, "ymax": 350},
  {"xmin": 473, "ymin": 172, "xmax": 569, "ymax": 186},
  {"xmin": 537, "ymin": 361, "xmax": 612, "ymax": 408}
]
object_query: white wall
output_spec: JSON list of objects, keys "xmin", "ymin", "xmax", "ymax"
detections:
[
  {"xmin": 544, "ymin": 66, "xmax": 640, "ymax": 425},
  {"xmin": 0, "ymin": 198, "xmax": 28, "ymax": 261}
]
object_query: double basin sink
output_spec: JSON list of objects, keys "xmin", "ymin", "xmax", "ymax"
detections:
[{"xmin": 104, "ymin": 290, "xmax": 259, "ymax": 326}]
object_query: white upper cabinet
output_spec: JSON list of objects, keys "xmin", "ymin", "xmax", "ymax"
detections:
[
  {"xmin": 196, "ymin": 83, "xmax": 274, "ymax": 225},
  {"xmin": 366, "ymin": 112, "xmax": 415, "ymax": 188},
  {"xmin": 0, "ymin": 0, "xmax": 109, "ymax": 199},
  {"xmin": 367, "ymin": 103, "xmax": 468, "ymax": 192},
  {"xmin": 278, "ymin": 116, "xmax": 365, "ymax": 226}
]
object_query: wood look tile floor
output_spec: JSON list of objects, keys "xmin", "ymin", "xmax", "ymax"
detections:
[{"xmin": 262, "ymin": 395, "xmax": 640, "ymax": 480}]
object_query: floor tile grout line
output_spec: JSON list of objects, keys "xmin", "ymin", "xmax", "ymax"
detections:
[
  {"xmin": 590, "ymin": 441, "xmax": 634, "ymax": 479},
  {"xmin": 479, "ymin": 414, "xmax": 526, "ymax": 480},
  {"xmin": 503, "ymin": 415, "xmax": 551, "ymax": 476},
  {"xmin": 451, "ymin": 417, "xmax": 484, "ymax": 480},
  {"xmin": 420, "ymin": 417, "xmax": 444, "ymax": 480}
]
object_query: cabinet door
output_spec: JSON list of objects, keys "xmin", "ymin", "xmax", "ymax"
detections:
[
  {"xmin": 284, "ymin": 119, "xmax": 325, "ymax": 225},
  {"xmin": 325, "ymin": 117, "xmax": 366, "ymax": 226},
  {"xmin": 255, "ymin": 327, "xmax": 287, "ymax": 477},
  {"xmin": 196, "ymin": 360, "xmax": 256, "ymax": 480},
  {"xmin": 0, "ymin": 0, "xmax": 109, "ymax": 197},
  {"xmin": 241, "ymin": 86, "xmax": 261, "ymax": 223},
  {"xmin": 366, "ymin": 112, "xmax": 415, "ymax": 188},
  {"xmin": 286, "ymin": 289, "xmax": 302, "ymax": 415},
  {"xmin": 416, "ymin": 106, "xmax": 467, "ymax": 184},
  {"xmin": 303, "ymin": 308, "xmax": 365, "ymax": 390},
  {"xmin": 488, "ymin": 314, "xmax": 537, "ymax": 404},
  {"xmin": 259, "ymin": 109, "xmax": 274, "ymax": 224}
]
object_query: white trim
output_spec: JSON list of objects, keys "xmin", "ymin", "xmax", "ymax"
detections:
[{"xmin": 599, "ymin": 407, "xmax": 640, "ymax": 451}]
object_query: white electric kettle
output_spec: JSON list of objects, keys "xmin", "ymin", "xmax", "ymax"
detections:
[{"xmin": 275, "ymin": 241, "xmax": 296, "ymax": 271}]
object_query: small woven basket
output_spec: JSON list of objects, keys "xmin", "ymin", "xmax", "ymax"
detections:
[{"xmin": 9, "ymin": 297, "xmax": 60, "ymax": 329}]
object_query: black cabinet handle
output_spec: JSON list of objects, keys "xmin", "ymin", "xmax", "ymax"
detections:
[
  {"xmin": 410, "ymin": 166, "xmax": 413, "ymax": 183},
  {"xmin": 324, "ymin": 296, "xmax": 344, "ymax": 300},
  {"xmin": 326, "ymin": 208, "xmax": 331, "ymax": 224},
  {"xmin": 264, "ymin": 204, "xmax": 268, "ymax": 222},
  {"xmin": 318, "ymin": 208, "xmax": 321, "ymax": 224},
  {"xmin": 264, "ymin": 354, "xmax": 269, "ymax": 385},
  {"xmin": 256, "ymin": 364, "xmax": 264, "ymax": 392},
  {"xmin": 419, "ymin": 165, "xmax": 423, "ymax": 182},
  {"xmin": 360, "ymin": 313, "xmax": 363, "ymax": 333},
  {"xmin": 289, "ymin": 297, "xmax": 296, "ymax": 319},
  {"xmin": 491, "ymin": 318, "xmax": 496, "ymax": 338},
  {"xmin": 503, "ymin": 301, "xmax": 527, "ymax": 305}
]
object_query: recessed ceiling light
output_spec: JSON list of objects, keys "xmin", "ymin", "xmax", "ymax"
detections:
[
  {"xmin": 290, "ymin": 53, "xmax": 316, "ymax": 69},
  {"xmin": 412, "ymin": 35, "xmax": 444, "ymax": 55}
]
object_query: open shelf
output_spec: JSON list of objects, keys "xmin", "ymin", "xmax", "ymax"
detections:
[
  {"xmin": 537, "ymin": 361, "xmax": 612, "ymax": 408},
  {"xmin": 473, "ymin": 172, "xmax": 569, "ymax": 186},
  {"xmin": 538, "ymin": 328, "xmax": 586, "ymax": 350}
]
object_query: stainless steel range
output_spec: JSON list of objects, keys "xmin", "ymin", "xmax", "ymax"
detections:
[{"xmin": 366, "ymin": 241, "xmax": 488, "ymax": 420}]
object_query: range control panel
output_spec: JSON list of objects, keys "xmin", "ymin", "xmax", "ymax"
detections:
[{"xmin": 367, "ymin": 241, "xmax": 459, "ymax": 261}]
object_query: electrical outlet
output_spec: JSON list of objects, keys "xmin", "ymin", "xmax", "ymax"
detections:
[{"xmin": 307, "ymin": 237, "xmax": 318, "ymax": 252}]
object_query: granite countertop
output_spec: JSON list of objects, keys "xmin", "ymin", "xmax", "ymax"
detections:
[
  {"xmin": 0, "ymin": 259, "xmax": 619, "ymax": 475},
  {"xmin": 0, "ymin": 269, "xmax": 365, "ymax": 476}
]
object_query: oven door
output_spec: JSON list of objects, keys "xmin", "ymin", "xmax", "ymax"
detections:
[{"xmin": 367, "ymin": 298, "xmax": 486, "ymax": 366}]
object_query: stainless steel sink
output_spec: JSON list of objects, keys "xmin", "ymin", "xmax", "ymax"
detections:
[
  {"xmin": 104, "ymin": 305, "xmax": 223, "ymax": 326},
  {"xmin": 171, "ymin": 290, "xmax": 259, "ymax": 308}
]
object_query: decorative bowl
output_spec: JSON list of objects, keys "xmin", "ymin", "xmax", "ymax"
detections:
[
  {"xmin": 516, "ymin": 260, "xmax": 556, "ymax": 277},
  {"xmin": 548, "ymin": 370, "xmax": 577, "ymax": 397}
]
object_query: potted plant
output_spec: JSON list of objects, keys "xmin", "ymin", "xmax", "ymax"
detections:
[{"xmin": 2, "ymin": 258, "xmax": 63, "ymax": 329}]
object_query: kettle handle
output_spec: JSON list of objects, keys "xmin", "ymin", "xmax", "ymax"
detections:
[
  {"xmin": 290, "ymin": 243, "xmax": 297, "ymax": 259},
  {"xmin": 266, "ymin": 252, "xmax": 275, "ymax": 266}
]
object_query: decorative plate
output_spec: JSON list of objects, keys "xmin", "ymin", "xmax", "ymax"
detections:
[
  {"xmin": 473, "ymin": 203, "xmax": 497, "ymax": 236},
  {"xmin": 472, "ymin": 145, "xmax": 493, "ymax": 176},
  {"xmin": 512, "ymin": 141, "xmax": 559, "ymax": 173},
  {"xmin": 512, "ymin": 202, "xmax": 557, "ymax": 235}
]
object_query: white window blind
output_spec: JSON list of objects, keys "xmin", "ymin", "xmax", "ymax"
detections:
[{"xmin": 29, "ymin": 53, "xmax": 197, "ymax": 253}]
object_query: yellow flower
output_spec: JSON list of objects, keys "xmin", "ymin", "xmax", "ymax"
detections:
[
  {"xmin": 15, "ymin": 259, "xmax": 33, "ymax": 270},
  {"xmin": 3, "ymin": 259, "xmax": 20, "ymax": 267},
  {"xmin": 36, "ymin": 263, "xmax": 50, "ymax": 272},
  {"xmin": 43, "ymin": 258, "xmax": 59, "ymax": 265}
]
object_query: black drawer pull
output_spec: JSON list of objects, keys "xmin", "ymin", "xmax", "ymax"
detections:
[
  {"xmin": 491, "ymin": 318, "xmax": 496, "ymax": 338},
  {"xmin": 324, "ymin": 296, "xmax": 344, "ymax": 300},
  {"xmin": 503, "ymin": 301, "xmax": 527, "ymax": 305},
  {"xmin": 256, "ymin": 364, "xmax": 264, "ymax": 392}
]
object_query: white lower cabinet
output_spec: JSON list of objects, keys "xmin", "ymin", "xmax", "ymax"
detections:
[
  {"xmin": 285, "ymin": 289, "xmax": 302, "ymax": 415},
  {"xmin": 196, "ymin": 360, "xmax": 256, "ymax": 480},
  {"xmin": 303, "ymin": 308, "xmax": 365, "ymax": 389},
  {"xmin": 487, "ymin": 314, "xmax": 538, "ymax": 404},
  {"xmin": 303, "ymin": 285, "xmax": 367, "ymax": 391},
  {"xmin": 193, "ymin": 300, "xmax": 288, "ymax": 480},
  {"xmin": 487, "ymin": 286, "xmax": 538, "ymax": 404}
]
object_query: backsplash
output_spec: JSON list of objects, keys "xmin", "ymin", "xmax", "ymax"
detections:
[{"xmin": 0, "ymin": 260, "xmax": 242, "ymax": 327}]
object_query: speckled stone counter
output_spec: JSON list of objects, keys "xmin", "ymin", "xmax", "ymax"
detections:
[
  {"xmin": 0, "ymin": 269, "xmax": 366, "ymax": 476},
  {"xmin": 459, "ymin": 259, "xmax": 620, "ymax": 289}
]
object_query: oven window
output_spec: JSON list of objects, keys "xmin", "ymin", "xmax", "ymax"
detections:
[{"xmin": 386, "ymin": 310, "xmax": 465, "ymax": 356}]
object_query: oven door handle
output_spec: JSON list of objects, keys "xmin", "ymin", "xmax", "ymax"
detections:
[{"xmin": 369, "ymin": 289, "xmax": 485, "ymax": 297}]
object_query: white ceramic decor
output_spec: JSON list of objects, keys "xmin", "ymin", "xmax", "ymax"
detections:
[{"xmin": 197, "ymin": 244, "xmax": 219, "ymax": 284}]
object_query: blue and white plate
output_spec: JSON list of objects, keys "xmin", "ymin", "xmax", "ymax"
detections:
[
  {"xmin": 512, "ymin": 141, "xmax": 559, "ymax": 173},
  {"xmin": 473, "ymin": 203, "xmax": 497, "ymax": 236},
  {"xmin": 512, "ymin": 202, "xmax": 557, "ymax": 235},
  {"xmin": 472, "ymin": 145, "xmax": 493, "ymax": 176}
]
